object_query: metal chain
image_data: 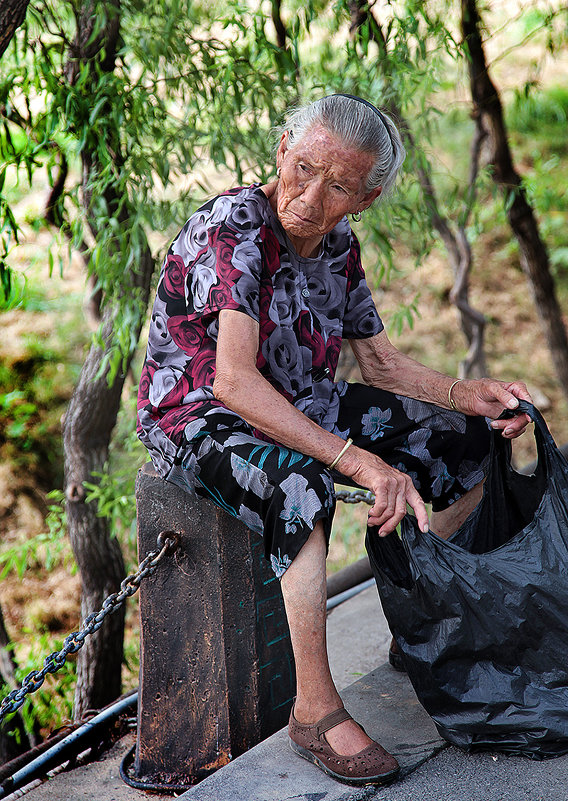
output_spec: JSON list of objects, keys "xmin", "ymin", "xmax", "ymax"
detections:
[
  {"xmin": 336, "ymin": 489, "xmax": 375, "ymax": 505},
  {"xmin": 0, "ymin": 531, "xmax": 179, "ymax": 723},
  {"xmin": 1, "ymin": 490, "xmax": 371, "ymax": 722}
]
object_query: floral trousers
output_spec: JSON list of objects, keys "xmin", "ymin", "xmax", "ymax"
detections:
[{"xmin": 172, "ymin": 382, "xmax": 491, "ymax": 578}]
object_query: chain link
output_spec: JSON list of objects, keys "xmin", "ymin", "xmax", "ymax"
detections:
[
  {"xmin": 1, "ymin": 491, "xmax": 372, "ymax": 722},
  {"xmin": 0, "ymin": 532, "xmax": 179, "ymax": 723},
  {"xmin": 336, "ymin": 488, "xmax": 375, "ymax": 505}
]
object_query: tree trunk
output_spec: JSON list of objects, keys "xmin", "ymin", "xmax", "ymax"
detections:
[
  {"xmin": 349, "ymin": 0, "xmax": 487, "ymax": 378},
  {"xmin": 0, "ymin": 0, "xmax": 30, "ymax": 59},
  {"xmin": 462, "ymin": 0, "xmax": 568, "ymax": 397},
  {"xmin": 63, "ymin": 313, "xmax": 127, "ymax": 718},
  {"xmin": 63, "ymin": 0, "xmax": 156, "ymax": 719}
]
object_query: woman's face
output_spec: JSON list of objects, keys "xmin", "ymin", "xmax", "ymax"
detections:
[{"xmin": 273, "ymin": 125, "xmax": 381, "ymax": 256}]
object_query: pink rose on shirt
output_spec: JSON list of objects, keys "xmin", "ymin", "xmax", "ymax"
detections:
[
  {"xmin": 137, "ymin": 360, "xmax": 157, "ymax": 411},
  {"xmin": 210, "ymin": 229, "xmax": 238, "ymax": 275},
  {"xmin": 159, "ymin": 406, "xmax": 199, "ymax": 443},
  {"xmin": 208, "ymin": 282, "xmax": 233, "ymax": 311},
  {"xmin": 297, "ymin": 310, "xmax": 326, "ymax": 365},
  {"xmin": 189, "ymin": 343, "xmax": 217, "ymax": 389},
  {"xmin": 262, "ymin": 229, "xmax": 281, "ymax": 276},
  {"xmin": 326, "ymin": 335, "xmax": 342, "ymax": 377},
  {"xmin": 168, "ymin": 316, "xmax": 203, "ymax": 356},
  {"xmin": 162, "ymin": 254, "xmax": 187, "ymax": 298}
]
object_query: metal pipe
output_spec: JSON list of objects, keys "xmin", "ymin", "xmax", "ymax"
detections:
[
  {"xmin": 0, "ymin": 691, "xmax": 137, "ymax": 799},
  {"xmin": 1, "ymin": 556, "xmax": 380, "ymax": 795},
  {"xmin": 326, "ymin": 555, "xmax": 373, "ymax": 599},
  {"xmin": 326, "ymin": 577, "xmax": 376, "ymax": 611}
]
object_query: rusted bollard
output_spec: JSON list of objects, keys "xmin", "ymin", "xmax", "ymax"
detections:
[{"xmin": 134, "ymin": 463, "xmax": 295, "ymax": 787}]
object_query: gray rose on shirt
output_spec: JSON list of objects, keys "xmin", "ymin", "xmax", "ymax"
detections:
[
  {"xmin": 148, "ymin": 298, "xmax": 178, "ymax": 357},
  {"xmin": 232, "ymin": 239, "xmax": 261, "ymax": 275},
  {"xmin": 227, "ymin": 197, "xmax": 265, "ymax": 232},
  {"xmin": 261, "ymin": 327, "xmax": 310, "ymax": 395},
  {"xmin": 207, "ymin": 195, "xmax": 236, "ymax": 226},
  {"xmin": 149, "ymin": 365, "xmax": 185, "ymax": 407},
  {"xmin": 191, "ymin": 249, "xmax": 219, "ymax": 312},
  {"xmin": 177, "ymin": 212, "xmax": 209, "ymax": 258},
  {"xmin": 270, "ymin": 269, "xmax": 302, "ymax": 326}
]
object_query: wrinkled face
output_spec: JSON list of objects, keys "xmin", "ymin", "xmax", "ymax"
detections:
[{"xmin": 274, "ymin": 125, "xmax": 380, "ymax": 250}]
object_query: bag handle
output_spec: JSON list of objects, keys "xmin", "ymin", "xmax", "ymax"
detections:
[
  {"xmin": 499, "ymin": 400, "xmax": 550, "ymax": 440},
  {"xmin": 498, "ymin": 399, "xmax": 563, "ymax": 472},
  {"xmin": 400, "ymin": 401, "xmax": 563, "ymax": 565}
]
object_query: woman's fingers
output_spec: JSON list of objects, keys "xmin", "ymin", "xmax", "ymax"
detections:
[
  {"xmin": 485, "ymin": 381, "xmax": 533, "ymax": 438},
  {"xmin": 405, "ymin": 480, "xmax": 430, "ymax": 534},
  {"xmin": 490, "ymin": 413, "xmax": 531, "ymax": 438},
  {"xmin": 367, "ymin": 469, "xmax": 429, "ymax": 537}
]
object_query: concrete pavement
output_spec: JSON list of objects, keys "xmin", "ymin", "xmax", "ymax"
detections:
[{"xmin": 14, "ymin": 584, "xmax": 568, "ymax": 801}]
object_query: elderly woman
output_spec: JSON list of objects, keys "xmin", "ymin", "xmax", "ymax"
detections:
[{"xmin": 137, "ymin": 94, "xmax": 531, "ymax": 786}]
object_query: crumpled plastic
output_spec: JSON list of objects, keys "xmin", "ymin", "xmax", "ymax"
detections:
[{"xmin": 366, "ymin": 401, "xmax": 568, "ymax": 759}]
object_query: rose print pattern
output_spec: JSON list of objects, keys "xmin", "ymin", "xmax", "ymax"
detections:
[
  {"xmin": 137, "ymin": 185, "xmax": 491, "ymax": 577},
  {"xmin": 137, "ymin": 183, "xmax": 382, "ymax": 488}
]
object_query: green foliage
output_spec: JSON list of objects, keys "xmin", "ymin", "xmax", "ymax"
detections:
[
  {"xmin": 82, "ymin": 389, "xmax": 148, "ymax": 563},
  {"xmin": 0, "ymin": 337, "xmax": 74, "ymax": 483},
  {"xmin": 0, "ymin": 490, "xmax": 73, "ymax": 580},
  {"xmin": 13, "ymin": 633, "xmax": 76, "ymax": 734},
  {"xmin": 508, "ymin": 84, "xmax": 568, "ymax": 134},
  {"xmin": 2, "ymin": 0, "xmax": 302, "ymax": 377}
]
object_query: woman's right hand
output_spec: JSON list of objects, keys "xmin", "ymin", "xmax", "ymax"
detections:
[{"xmin": 338, "ymin": 446, "xmax": 429, "ymax": 537}]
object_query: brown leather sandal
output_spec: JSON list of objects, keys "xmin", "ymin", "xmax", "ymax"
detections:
[{"xmin": 288, "ymin": 705, "xmax": 400, "ymax": 786}]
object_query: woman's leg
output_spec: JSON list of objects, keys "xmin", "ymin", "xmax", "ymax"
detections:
[
  {"xmin": 332, "ymin": 383, "xmax": 491, "ymax": 527},
  {"xmin": 280, "ymin": 520, "xmax": 374, "ymax": 755},
  {"xmin": 430, "ymin": 480, "xmax": 484, "ymax": 540}
]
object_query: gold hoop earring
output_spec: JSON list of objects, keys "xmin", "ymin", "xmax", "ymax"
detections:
[{"xmin": 351, "ymin": 211, "xmax": 362, "ymax": 222}]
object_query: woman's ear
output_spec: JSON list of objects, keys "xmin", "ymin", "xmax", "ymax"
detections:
[
  {"xmin": 276, "ymin": 131, "xmax": 289, "ymax": 171},
  {"xmin": 357, "ymin": 186, "xmax": 382, "ymax": 212}
]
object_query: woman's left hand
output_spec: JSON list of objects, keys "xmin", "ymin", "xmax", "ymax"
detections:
[{"xmin": 451, "ymin": 379, "xmax": 533, "ymax": 439}]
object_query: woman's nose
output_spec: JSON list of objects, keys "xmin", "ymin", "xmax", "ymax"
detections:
[{"xmin": 301, "ymin": 177, "xmax": 324, "ymax": 209}]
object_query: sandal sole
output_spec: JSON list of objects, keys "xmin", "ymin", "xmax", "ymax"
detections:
[{"xmin": 289, "ymin": 738, "xmax": 400, "ymax": 787}]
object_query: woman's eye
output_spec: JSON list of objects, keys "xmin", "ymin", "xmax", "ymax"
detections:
[
  {"xmin": 299, "ymin": 163, "xmax": 310, "ymax": 173},
  {"xmin": 332, "ymin": 185, "xmax": 347, "ymax": 194}
]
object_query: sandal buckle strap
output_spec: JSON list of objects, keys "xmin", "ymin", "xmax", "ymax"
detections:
[{"xmin": 315, "ymin": 707, "xmax": 352, "ymax": 737}]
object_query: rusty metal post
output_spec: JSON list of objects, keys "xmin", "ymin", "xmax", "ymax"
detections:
[{"xmin": 134, "ymin": 463, "xmax": 295, "ymax": 787}]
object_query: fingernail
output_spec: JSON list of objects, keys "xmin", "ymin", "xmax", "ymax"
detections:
[
  {"xmin": 490, "ymin": 421, "xmax": 500, "ymax": 428},
  {"xmin": 504, "ymin": 427, "xmax": 513, "ymax": 436},
  {"xmin": 507, "ymin": 398, "xmax": 519, "ymax": 409},
  {"xmin": 422, "ymin": 523, "xmax": 429, "ymax": 533}
]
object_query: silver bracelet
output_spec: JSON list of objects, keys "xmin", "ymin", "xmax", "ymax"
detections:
[
  {"xmin": 448, "ymin": 379, "xmax": 463, "ymax": 411},
  {"xmin": 328, "ymin": 438, "xmax": 353, "ymax": 470}
]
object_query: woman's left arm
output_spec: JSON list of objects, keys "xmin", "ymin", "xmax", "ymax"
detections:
[{"xmin": 350, "ymin": 330, "xmax": 532, "ymax": 439}]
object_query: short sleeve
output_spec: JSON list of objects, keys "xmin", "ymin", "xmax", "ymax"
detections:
[
  {"xmin": 342, "ymin": 233, "xmax": 383, "ymax": 339},
  {"xmin": 183, "ymin": 224, "xmax": 263, "ymax": 323}
]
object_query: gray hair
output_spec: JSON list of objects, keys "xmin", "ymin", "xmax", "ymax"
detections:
[{"xmin": 280, "ymin": 95, "xmax": 406, "ymax": 199}]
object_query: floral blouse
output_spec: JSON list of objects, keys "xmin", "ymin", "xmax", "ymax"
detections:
[{"xmin": 137, "ymin": 184, "xmax": 383, "ymax": 480}]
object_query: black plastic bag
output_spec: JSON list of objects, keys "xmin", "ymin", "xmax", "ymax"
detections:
[{"xmin": 366, "ymin": 401, "xmax": 568, "ymax": 758}]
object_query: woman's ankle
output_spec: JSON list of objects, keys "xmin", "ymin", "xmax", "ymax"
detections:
[{"xmin": 293, "ymin": 693, "xmax": 343, "ymax": 724}]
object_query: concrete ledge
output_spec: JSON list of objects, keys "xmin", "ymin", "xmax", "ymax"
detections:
[{"xmin": 178, "ymin": 663, "xmax": 446, "ymax": 801}]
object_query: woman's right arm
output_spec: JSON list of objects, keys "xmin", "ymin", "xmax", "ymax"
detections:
[{"xmin": 212, "ymin": 309, "xmax": 429, "ymax": 535}]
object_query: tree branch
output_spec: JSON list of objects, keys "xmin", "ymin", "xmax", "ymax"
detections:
[
  {"xmin": 462, "ymin": 0, "xmax": 568, "ymax": 397},
  {"xmin": 0, "ymin": 0, "xmax": 30, "ymax": 60},
  {"xmin": 349, "ymin": 0, "xmax": 488, "ymax": 377}
]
